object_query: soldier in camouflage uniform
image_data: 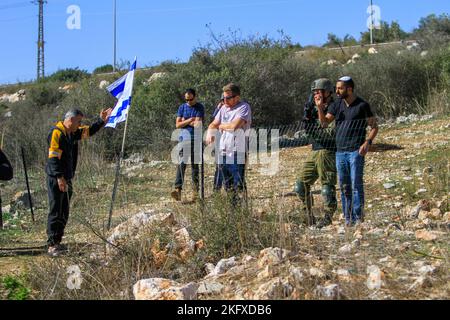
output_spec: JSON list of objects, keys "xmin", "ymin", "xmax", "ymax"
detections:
[{"xmin": 295, "ymin": 78, "xmax": 337, "ymax": 228}]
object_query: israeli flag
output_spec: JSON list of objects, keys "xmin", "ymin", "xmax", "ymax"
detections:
[{"xmin": 105, "ymin": 57, "xmax": 137, "ymax": 128}]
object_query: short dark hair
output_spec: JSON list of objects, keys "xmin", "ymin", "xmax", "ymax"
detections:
[
  {"xmin": 338, "ymin": 76, "xmax": 355, "ymax": 89},
  {"xmin": 223, "ymin": 83, "xmax": 241, "ymax": 96},
  {"xmin": 184, "ymin": 88, "xmax": 196, "ymax": 97}
]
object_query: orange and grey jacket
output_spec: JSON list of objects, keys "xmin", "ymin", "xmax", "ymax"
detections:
[{"xmin": 45, "ymin": 118, "xmax": 105, "ymax": 180}]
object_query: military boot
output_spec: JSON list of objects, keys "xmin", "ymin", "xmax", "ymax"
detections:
[
  {"xmin": 171, "ymin": 187, "xmax": 182, "ymax": 201},
  {"xmin": 316, "ymin": 212, "xmax": 333, "ymax": 228}
]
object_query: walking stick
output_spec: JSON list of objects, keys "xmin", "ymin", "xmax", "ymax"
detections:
[{"xmin": 21, "ymin": 147, "xmax": 35, "ymax": 223}]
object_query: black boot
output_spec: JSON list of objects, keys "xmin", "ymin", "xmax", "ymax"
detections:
[{"xmin": 317, "ymin": 213, "xmax": 333, "ymax": 229}]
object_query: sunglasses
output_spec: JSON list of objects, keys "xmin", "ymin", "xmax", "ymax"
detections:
[
  {"xmin": 223, "ymin": 95, "xmax": 236, "ymax": 100},
  {"xmin": 185, "ymin": 98, "xmax": 195, "ymax": 102}
]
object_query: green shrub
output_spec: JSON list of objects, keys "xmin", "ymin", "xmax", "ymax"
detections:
[
  {"xmin": 44, "ymin": 68, "xmax": 89, "ymax": 83},
  {"xmin": 27, "ymin": 82, "xmax": 66, "ymax": 108},
  {"xmin": 93, "ymin": 64, "xmax": 114, "ymax": 74},
  {"xmin": 2, "ymin": 275, "xmax": 30, "ymax": 300}
]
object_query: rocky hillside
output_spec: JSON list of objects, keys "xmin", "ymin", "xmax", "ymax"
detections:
[
  {"xmin": 0, "ymin": 114, "xmax": 448, "ymax": 300},
  {"xmin": 123, "ymin": 115, "xmax": 450, "ymax": 300}
]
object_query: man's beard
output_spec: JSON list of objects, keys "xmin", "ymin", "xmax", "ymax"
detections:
[{"xmin": 338, "ymin": 92, "xmax": 348, "ymax": 99}]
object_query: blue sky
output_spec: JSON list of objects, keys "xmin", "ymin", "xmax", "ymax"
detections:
[{"xmin": 0, "ymin": 0, "xmax": 448, "ymax": 84}]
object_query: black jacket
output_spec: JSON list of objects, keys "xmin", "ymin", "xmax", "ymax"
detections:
[
  {"xmin": 302, "ymin": 101, "xmax": 336, "ymax": 152},
  {"xmin": 45, "ymin": 118, "xmax": 104, "ymax": 180},
  {"xmin": 0, "ymin": 149, "xmax": 13, "ymax": 181}
]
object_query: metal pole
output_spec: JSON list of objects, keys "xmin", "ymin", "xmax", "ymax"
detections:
[
  {"xmin": 21, "ymin": 147, "xmax": 35, "ymax": 223},
  {"xmin": 107, "ymin": 113, "xmax": 129, "ymax": 230},
  {"xmin": 201, "ymin": 141, "xmax": 204, "ymax": 201},
  {"xmin": 370, "ymin": 0, "xmax": 374, "ymax": 45},
  {"xmin": 0, "ymin": 190, "xmax": 3, "ymax": 229},
  {"xmin": 113, "ymin": 0, "xmax": 117, "ymax": 72}
]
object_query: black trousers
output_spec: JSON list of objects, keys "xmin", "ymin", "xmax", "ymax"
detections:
[{"xmin": 46, "ymin": 176, "xmax": 73, "ymax": 246}]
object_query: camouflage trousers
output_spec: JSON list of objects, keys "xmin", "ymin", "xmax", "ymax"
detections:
[{"xmin": 296, "ymin": 149, "xmax": 337, "ymax": 219}]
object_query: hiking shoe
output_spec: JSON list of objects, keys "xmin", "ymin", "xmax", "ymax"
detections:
[
  {"xmin": 47, "ymin": 245, "xmax": 62, "ymax": 257},
  {"xmin": 57, "ymin": 243, "xmax": 68, "ymax": 252},
  {"xmin": 316, "ymin": 217, "xmax": 332, "ymax": 229},
  {"xmin": 171, "ymin": 188, "xmax": 182, "ymax": 201}
]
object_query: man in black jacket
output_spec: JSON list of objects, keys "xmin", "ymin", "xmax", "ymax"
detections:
[
  {"xmin": 0, "ymin": 149, "xmax": 13, "ymax": 228},
  {"xmin": 46, "ymin": 108, "xmax": 111, "ymax": 256},
  {"xmin": 0, "ymin": 149, "xmax": 13, "ymax": 181}
]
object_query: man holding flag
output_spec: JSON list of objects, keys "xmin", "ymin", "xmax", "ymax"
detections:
[
  {"xmin": 46, "ymin": 108, "xmax": 112, "ymax": 257},
  {"xmin": 46, "ymin": 58, "xmax": 136, "ymax": 255}
]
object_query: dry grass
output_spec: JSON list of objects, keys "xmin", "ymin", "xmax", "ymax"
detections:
[{"xmin": 0, "ymin": 116, "xmax": 448, "ymax": 300}]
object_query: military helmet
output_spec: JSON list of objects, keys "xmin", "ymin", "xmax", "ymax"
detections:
[{"xmin": 311, "ymin": 78, "xmax": 334, "ymax": 93}]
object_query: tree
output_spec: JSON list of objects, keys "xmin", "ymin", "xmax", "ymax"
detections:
[
  {"xmin": 413, "ymin": 14, "xmax": 450, "ymax": 38},
  {"xmin": 342, "ymin": 34, "xmax": 358, "ymax": 46},
  {"xmin": 360, "ymin": 20, "xmax": 409, "ymax": 44},
  {"xmin": 389, "ymin": 21, "xmax": 408, "ymax": 41},
  {"xmin": 323, "ymin": 33, "xmax": 341, "ymax": 47}
]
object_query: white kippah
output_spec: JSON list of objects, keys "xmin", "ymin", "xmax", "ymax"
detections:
[{"xmin": 339, "ymin": 76, "xmax": 352, "ymax": 82}]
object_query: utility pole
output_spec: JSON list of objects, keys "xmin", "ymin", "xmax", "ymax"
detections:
[
  {"xmin": 113, "ymin": 0, "xmax": 117, "ymax": 71},
  {"xmin": 35, "ymin": 0, "xmax": 46, "ymax": 80},
  {"xmin": 370, "ymin": 0, "xmax": 374, "ymax": 45}
]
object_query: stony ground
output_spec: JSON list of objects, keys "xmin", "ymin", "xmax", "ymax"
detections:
[{"xmin": 0, "ymin": 115, "xmax": 448, "ymax": 300}]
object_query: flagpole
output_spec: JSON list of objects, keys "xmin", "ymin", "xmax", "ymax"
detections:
[
  {"xmin": 370, "ymin": 0, "xmax": 374, "ymax": 45},
  {"xmin": 120, "ymin": 112, "xmax": 129, "ymax": 156},
  {"xmin": 113, "ymin": 0, "xmax": 117, "ymax": 71},
  {"xmin": 106, "ymin": 57, "xmax": 136, "ymax": 230},
  {"xmin": 107, "ymin": 112, "xmax": 129, "ymax": 230}
]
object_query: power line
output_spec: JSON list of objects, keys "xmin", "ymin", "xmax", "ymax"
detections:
[
  {"xmin": 0, "ymin": 1, "xmax": 33, "ymax": 11},
  {"xmin": 0, "ymin": 15, "xmax": 36, "ymax": 23}
]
